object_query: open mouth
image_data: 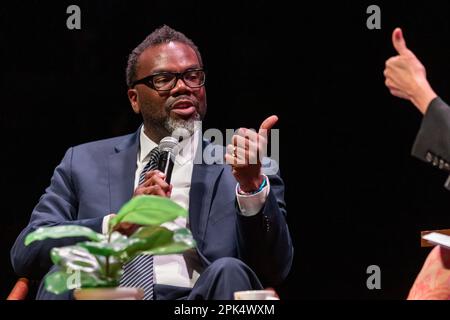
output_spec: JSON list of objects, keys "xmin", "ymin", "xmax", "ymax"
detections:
[{"xmin": 170, "ymin": 100, "xmax": 197, "ymax": 118}]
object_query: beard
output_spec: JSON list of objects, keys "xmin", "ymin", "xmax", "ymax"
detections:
[
  {"xmin": 164, "ymin": 111, "xmax": 201, "ymax": 137},
  {"xmin": 140, "ymin": 102, "xmax": 202, "ymax": 140},
  {"xmin": 140, "ymin": 95, "xmax": 205, "ymax": 141}
]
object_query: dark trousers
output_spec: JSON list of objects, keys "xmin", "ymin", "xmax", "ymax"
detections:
[{"xmin": 155, "ymin": 257, "xmax": 263, "ymax": 300}]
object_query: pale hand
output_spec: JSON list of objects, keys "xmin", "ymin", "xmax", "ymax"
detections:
[{"xmin": 384, "ymin": 28, "xmax": 437, "ymax": 114}]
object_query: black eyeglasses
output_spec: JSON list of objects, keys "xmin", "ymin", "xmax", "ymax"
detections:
[{"xmin": 132, "ymin": 68, "xmax": 206, "ymax": 91}]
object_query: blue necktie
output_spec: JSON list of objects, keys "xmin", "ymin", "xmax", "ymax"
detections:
[{"xmin": 119, "ymin": 147, "xmax": 160, "ymax": 300}]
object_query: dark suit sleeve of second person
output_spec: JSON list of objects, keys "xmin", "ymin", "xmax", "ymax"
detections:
[
  {"xmin": 10, "ymin": 147, "xmax": 104, "ymax": 280},
  {"xmin": 412, "ymin": 97, "xmax": 450, "ymax": 190},
  {"xmin": 235, "ymin": 172, "xmax": 293, "ymax": 286}
]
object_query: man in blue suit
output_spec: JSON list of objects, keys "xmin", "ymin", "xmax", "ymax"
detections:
[{"xmin": 11, "ymin": 25, "xmax": 293, "ymax": 300}]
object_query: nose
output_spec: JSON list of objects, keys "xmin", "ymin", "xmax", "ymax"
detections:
[{"xmin": 170, "ymin": 77, "xmax": 193, "ymax": 96}]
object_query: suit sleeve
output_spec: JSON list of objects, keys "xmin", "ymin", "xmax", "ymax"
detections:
[
  {"xmin": 412, "ymin": 97, "xmax": 450, "ymax": 190},
  {"xmin": 10, "ymin": 148, "xmax": 103, "ymax": 280},
  {"xmin": 235, "ymin": 171, "xmax": 293, "ymax": 286}
]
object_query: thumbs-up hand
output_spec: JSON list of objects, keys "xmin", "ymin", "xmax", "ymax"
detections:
[
  {"xmin": 225, "ymin": 115, "xmax": 278, "ymax": 192},
  {"xmin": 384, "ymin": 28, "xmax": 437, "ymax": 114}
]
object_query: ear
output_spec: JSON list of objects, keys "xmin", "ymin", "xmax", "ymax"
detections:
[{"xmin": 127, "ymin": 88, "xmax": 140, "ymax": 114}]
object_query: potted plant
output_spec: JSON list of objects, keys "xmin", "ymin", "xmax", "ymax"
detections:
[{"xmin": 25, "ymin": 195, "xmax": 195, "ymax": 299}]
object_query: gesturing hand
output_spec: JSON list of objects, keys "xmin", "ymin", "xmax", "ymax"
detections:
[
  {"xmin": 225, "ymin": 115, "xmax": 278, "ymax": 193},
  {"xmin": 384, "ymin": 28, "xmax": 437, "ymax": 114},
  {"xmin": 133, "ymin": 170, "xmax": 172, "ymax": 198}
]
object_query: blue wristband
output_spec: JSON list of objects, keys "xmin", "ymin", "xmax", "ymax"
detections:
[
  {"xmin": 238, "ymin": 177, "xmax": 267, "ymax": 195},
  {"xmin": 257, "ymin": 177, "xmax": 267, "ymax": 192}
]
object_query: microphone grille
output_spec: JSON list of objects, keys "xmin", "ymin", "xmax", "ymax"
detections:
[{"xmin": 158, "ymin": 136, "xmax": 180, "ymax": 154}]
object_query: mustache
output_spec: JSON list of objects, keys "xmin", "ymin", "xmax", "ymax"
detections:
[{"xmin": 165, "ymin": 96, "xmax": 199, "ymax": 111}]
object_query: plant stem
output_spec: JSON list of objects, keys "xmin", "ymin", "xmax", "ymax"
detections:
[
  {"xmin": 105, "ymin": 231, "xmax": 112, "ymax": 276},
  {"xmin": 105, "ymin": 256, "xmax": 110, "ymax": 277}
]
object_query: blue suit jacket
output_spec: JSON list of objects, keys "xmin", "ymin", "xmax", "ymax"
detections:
[{"xmin": 11, "ymin": 128, "xmax": 293, "ymax": 297}]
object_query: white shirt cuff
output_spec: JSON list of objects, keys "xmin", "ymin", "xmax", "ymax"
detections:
[
  {"xmin": 102, "ymin": 214, "xmax": 115, "ymax": 234},
  {"xmin": 236, "ymin": 176, "xmax": 270, "ymax": 216}
]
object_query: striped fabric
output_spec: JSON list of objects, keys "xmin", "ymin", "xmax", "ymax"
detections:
[{"xmin": 119, "ymin": 147, "xmax": 160, "ymax": 300}]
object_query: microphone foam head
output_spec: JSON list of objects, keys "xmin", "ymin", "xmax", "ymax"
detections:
[{"xmin": 159, "ymin": 136, "xmax": 180, "ymax": 155}]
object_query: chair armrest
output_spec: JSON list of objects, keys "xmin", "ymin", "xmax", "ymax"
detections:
[{"xmin": 7, "ymin": 278, "xmax": 29, "ymax": 300}]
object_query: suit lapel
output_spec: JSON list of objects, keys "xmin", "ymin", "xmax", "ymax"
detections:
[
  {"xmin": 189, "ymin": 140, "xmax": 224, "ymax": 251},
  {"xmin": 108, "ymin": 129, "xmax": 140, "ymax": 213}
]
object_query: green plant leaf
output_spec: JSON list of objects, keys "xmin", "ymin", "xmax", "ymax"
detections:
[
  {"xmin": 141, "ymin": 228, "xmax": 196, "ymax": 255},
  {"xmin": 109, "ymin": 195, "xmax": 188, "ymax": 229},
  {"xmin": 78, "ymin": 238, "xmax": 140, "ymax": 257},
  {"xmin": 118, "ymin": 225, "xmax": 174, "ymax": 260},
  {"xmin": 79, "ymin": 227, "xmax": 196, "ymax": 262},
  {"xmin": 130, "ymin": 227, "xmax": 196, "ymax": 256},
  {"xmin": 95, "ymin": 255, "xmax": 124, "ymax": 279},
  {"xmin": 76, "ymin": 229, "xmax": 165, "ymax": 258},
  {"xmin": 44, "ymin": 271, "xmax": 70, "ymax": 295},
  {"xmin": 78, "ymin": 232, "xmax": 130, "ymax": 257},
  {"xmin": 25, "ymin": 225, "xmax": 105, "ymax": 245},
  {"xmin": 44, "ymin": 270, "xmax": 117, "ymax": 295},
  {"xmin": 130, "ymin": 224, "xmax": 172, "ymax": 240},
  {"xmin": 50, "ymin": 246, "xmax": 101, "ymax": 273}
]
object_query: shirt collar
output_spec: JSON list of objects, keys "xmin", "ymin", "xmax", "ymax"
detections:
[
  {"xmin": 139, "ymin": 125, "xmax": 200, "ymax": 164},
  {"xmin": 139, "ymin": 126, "xmax": 158, "ymax": 163}
]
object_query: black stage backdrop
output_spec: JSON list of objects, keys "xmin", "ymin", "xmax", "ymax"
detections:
[{"xmin": 1, "ymin": 0, "xmax": 450, "ymax": 300}]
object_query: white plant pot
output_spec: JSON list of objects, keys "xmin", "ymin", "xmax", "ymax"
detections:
[{"xmin": 74, "ymin": 287, "xmax": 144, "ymax": 300}]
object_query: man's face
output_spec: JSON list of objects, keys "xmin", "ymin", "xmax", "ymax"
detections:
[{"xmin": 128, "ymin": 41, "xmax": 207, "ymax": 141}]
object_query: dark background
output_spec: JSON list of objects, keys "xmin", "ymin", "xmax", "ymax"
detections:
[{"xmin": 1, "ymin": 0, "xmax": 450, "ymax": 299}]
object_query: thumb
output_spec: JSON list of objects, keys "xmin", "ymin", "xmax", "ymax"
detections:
[
  {"xmin": 259, "ymin": 115, "xmax": 279, "ymax": 134},
  {"xmin": 392, "ymin": 28, "xmax": 411, "ymax": 56}
]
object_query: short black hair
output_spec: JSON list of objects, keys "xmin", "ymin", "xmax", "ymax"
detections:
[{"xmin": 126, "ymin": 25, "xmax": 203, "ymax": 88}]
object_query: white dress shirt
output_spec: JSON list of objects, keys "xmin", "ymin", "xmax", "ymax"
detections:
[{"xmin": 103, "ymin": 125, "xmax": 270, "ymax": 288}]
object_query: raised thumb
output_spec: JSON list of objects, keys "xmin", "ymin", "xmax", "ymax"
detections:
[{"xmin": 392, "ymin": 28, "xmax": 410, "ymax": 56}]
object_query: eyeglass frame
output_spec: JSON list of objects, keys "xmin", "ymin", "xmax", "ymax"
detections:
[{"xmin": 131, "ymin": 68, "xmax": 206, "ymax": 91}]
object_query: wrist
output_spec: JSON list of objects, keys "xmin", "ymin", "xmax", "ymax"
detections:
[
  {"xmin": 413, "ymin": 81, "xmax": 437, "ymax": 115},
  {"xmin": 238, "ymin": 175, "xmax": 265, "ymax": 194}
]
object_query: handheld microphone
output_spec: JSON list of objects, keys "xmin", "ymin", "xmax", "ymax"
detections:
[{"xmin": 157, "ymin": 136, "xmax": 180, "ymax": 185}]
